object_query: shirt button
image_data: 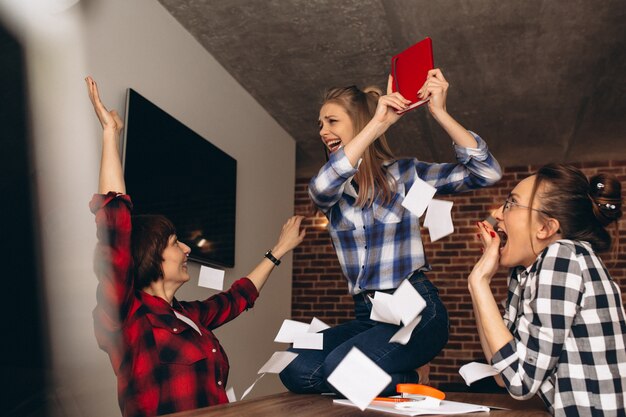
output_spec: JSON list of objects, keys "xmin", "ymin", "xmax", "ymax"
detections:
[
  {"xmin": 362, "ymin": 265, "xmax": 365, "ymax": 269},
  {"xmin": 365, "ymin": 246, "xmax": 367, "ymax": 249},
  {"xmin": 172, "ymin": 328, "xmax": 178, "ymax": 332},
  {"xmin": 212, "ymin": 348, "xmax": 217, "ymax": 353},
  {"xmin": 217, "ymin": 381, "xmax": 222, "ymax": 386}
]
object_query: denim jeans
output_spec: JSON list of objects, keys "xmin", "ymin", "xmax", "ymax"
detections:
[{"xmin": 279, "ymin": 272, "xmax": 449, "ymax": 396}]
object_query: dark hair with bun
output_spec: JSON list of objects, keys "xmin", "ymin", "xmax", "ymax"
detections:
[
  {"xmin": 321, "ymin": 85, "xmax": 396, "ymax": 207},
  {"xmin": 529, "ymin": 163, "xmax": 622, "ymax": 253}
]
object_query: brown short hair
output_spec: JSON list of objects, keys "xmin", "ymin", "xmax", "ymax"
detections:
[{"xmin": 131, "ymin": 215, "xmax": 176, "ymax": 289}]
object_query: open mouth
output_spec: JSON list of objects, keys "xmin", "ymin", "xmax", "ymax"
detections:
[
  {"xmin": 325, "ymin": 139, "xmax": 342, "ymax": 153},
  {"xmin": 496, "ymin": 228, "xmax": 508, "ymax": 249}
]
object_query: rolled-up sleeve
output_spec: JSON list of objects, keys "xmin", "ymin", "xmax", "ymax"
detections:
[
  {"xmin": 308, "ymin": 147, "xmax": 358, "ymax": 211},
  {"xmin": 491, "ymin": 243, "xmax": 584, "ymax": 400}
]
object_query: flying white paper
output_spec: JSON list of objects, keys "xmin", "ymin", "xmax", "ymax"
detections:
[
  {"xmin": 393, "ymin": 279, "xmax": 427, "ymax": 326},
  {"xmin": 308, "ymin": 317, "xmax": 331, "ymax": 333},
  {"xmin": 241, "ymin": 374, "xmax": 265, "ymax": 400},
  {"xmin": 369, "ymin": 292, "xmax": 402, "ymax": 325},
  {"xmin": 326, "ymin": 347, "xmax": 392, "ymax": 411},
  {"xmin": 389, "ymin": 315, "xmax": 422, "ymax": 345},
  {"xmin": 274, "ymin": 319, "xmax": 310, "ymax": 343},
  {"xmin": 369, "ymin": 280, "xmax": 427, "ymax": 327},
  {"xmin": 458, "ymin": 361, "xmax": 500, "ymax": 386},
  {"xmin": 198, "ymin": 265, "xmax": 225, "ymax": 290},
  {"xmin": 401, "ymin": 177, "xmax": 437, "ymax": 217},
  {"xmin": 225, "ymin": 387, "xmax": 236, "ymax": 403},
  {"xmin": 424, "ymin": 199, "xmax": 454, "ymax": 242},
  {"xmin": 258, "ymin": 351, "xmax": 299, "ymax": 374},
  {"xmin": 293, "ymin": 332, "xmax": 324, "ymax": 350}
]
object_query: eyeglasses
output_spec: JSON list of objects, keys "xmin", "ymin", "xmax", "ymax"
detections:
[{"xmin": 503, "ymin": 198, "xmax": 550, "ymax": 215}]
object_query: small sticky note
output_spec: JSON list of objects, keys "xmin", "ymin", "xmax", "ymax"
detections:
[
  {"xmin": 225, "ymin": 387, "xmax": 236, "ymax": 403},
  {"xmin": 308, "ymin": 317, "xmax": 331, "ymax": 333}
]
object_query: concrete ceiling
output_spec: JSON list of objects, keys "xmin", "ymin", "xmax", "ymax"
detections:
[{"xmin": 158, "ymin": 0, "xmax": 626, "ymax": 178}]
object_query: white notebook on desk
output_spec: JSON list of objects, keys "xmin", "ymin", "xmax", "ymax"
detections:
[{"xmin": 333, "ymin": 398, "xmax": 490, "ymax": 415}]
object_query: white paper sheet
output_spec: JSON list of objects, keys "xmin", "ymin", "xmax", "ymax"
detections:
[
  {"xmin": 369, "ymin": 293, "xmax": 402, "ymax": 325},
  {"xmin": 393, "ymin": 279, "xmax": 427, "ymax": 326},
  {"xmin": 258, "ymin": 351, "xmax": 299, "ymax": 374},
  {"xmin": 401, "ymin": 177, "xmax": 437, "ymax": 217},
  {"xmin": 274, "ymin": 319, "xmax": 310, "ymax": 343},
  {"xmin": 334, "ymin": 398, "xmax": 490, "ymax": 415},
  {"xmin": 198, "ymin": 265, "xmax": 225, "ymax": 290},
  {"xmin": 225, "ymin": 387, "xmax": 236, "ymax": 403},
  {"xmin": 293, "ymin": 332, "xmax": 324, "ymax": 350},
  {"xmin": 308, "ymin": 317, "xmax": 331, "ymax": 333},
  {"xmin": 395, "ymin": 396, "xmax": 442, "ymax": 410},
  {"xmin": 424, "ymin": 199, "xmax": 454, "ymax": 242},
  {"xmin": 326, "ymin": 347, "xmax": 392, "ymax": 411},
  {"xmin": 389, "ymin": 315, "xmax": 422, "ymax": 345},
  {"xmin": 458, "ymin": 361, "xmax": 500, "ymax": 386},
  {"xmin": 241, "ymin": 373, "xmax": 265, "ymax": 400}
]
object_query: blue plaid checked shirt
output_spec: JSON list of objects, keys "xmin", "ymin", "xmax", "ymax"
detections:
[
  {"xmin": 309, "ymin": 131, "xmax": 502, "ymax": 294},
  {"xmin": 491, "ymin": 240, "xmax": 626, "ymax": 417}
]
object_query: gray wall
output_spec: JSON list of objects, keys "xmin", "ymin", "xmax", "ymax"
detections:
[{"xmin": 1, "ymin": 0, "xmax": 295, "ymax": 416}]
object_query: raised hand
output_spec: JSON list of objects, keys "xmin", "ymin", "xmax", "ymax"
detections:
[
  {"xmin": 417, "ymin": 69, "xmax": 449, "ymax": 114},
  {"xmin": 369, "ymin": 75, "xmax": 410, "ymax": 127},
  {"xmin": 469, "ymin": 220, "xmax": 501, "ymax": 286},
  {"xmin": 272, "ymin": 215, "xmax": 306, "ymax": 258},
  {"xmin": 85, "ymin": 76, "xmax": 124, "ymax": 135}
]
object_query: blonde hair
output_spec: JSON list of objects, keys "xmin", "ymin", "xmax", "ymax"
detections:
[{"xmin": 322, "ymin": 85, "xmax": 396, "ymax": 207}]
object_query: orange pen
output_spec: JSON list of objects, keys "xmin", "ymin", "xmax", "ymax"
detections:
[{"xmin": 372, "ymin": 397, "xmax": 411, "ymax": 403}]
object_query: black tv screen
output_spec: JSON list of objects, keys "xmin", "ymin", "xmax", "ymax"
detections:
[{"xmin": 122, "ymin": 88, "xmax": 236, "ymax": 268}]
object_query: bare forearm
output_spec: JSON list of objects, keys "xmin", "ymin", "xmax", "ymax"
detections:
[
  {"xmin": 471, "ymin": 293, "xmax": 495, "ymax": 361},
  {"xmin": 344, "ymin": 119, "xmax": 390, "ymax": 167},
  {"xmin": 430, "ymin": 109, "xmax": 477, "ymax": 148},
  {"xmin": 98, "ymin": 129, "xmax": 125, "ymax": 194},
  {"xmin": 246, "ymin": 244, "xmax": 288, "ymax": 292},
  {"xmin": 469, "ymin": 280, "xmax": 513, "ymax": 355}
]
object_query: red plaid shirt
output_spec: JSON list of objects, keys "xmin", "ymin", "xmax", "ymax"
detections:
[{"xmin": 90, "ymin": 193, "xmax": 259, "ymax": 417}]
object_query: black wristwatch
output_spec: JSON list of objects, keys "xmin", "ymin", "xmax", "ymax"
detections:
[{"xmin": 264, "ymin": 249, "xmax": 281, "ymax": 266}]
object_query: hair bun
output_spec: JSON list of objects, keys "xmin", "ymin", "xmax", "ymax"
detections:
[
  {"xmin": 363, "ymin": 85, "xmax": 383, "ymax": 97},
  {"xmin": 589, "ymin": 173, "xmax": 623, "ymax": 226}
]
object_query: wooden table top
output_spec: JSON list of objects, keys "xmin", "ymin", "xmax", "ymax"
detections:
[{"xmin": 164, "ymin": 391, "xmax": 550, "ymax": 417}]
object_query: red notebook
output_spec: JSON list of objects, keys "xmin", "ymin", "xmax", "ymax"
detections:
[{"xmin": 391, "ymin": 37, "xmax": 434, "ymax": 113}]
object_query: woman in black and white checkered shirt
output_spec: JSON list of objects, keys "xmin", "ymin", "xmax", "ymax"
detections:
[{"xmin": 470, "ymin": 163, "xmax": 625, "ymax": 417}]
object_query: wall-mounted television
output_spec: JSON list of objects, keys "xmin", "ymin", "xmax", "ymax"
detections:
[{"xmin": 122, "ymin": 88, "xmax": 236, "ymax": 268}]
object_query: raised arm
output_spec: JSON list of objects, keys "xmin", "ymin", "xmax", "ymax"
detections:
[
  {"xmin": 247, "ymin": 215, "xmax": 306, "ymax": 291},
  {"xmin": 418, "ymin": 69, "xmax": 477, "ymax": 148},
  {"xmin": 85, "ymin": 76, "xmax": 126, "ymax": 194},
  {"xmin": 342, "ymin": 75, "xmax": 409, "ymax": 167}
]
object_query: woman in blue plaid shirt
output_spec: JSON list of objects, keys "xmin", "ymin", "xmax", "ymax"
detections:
[
  {"xmin": 279, "ymin": 69, "xmax": 502, "ymax": 395},
  {"xmin": 471, "ymin": 164, "xmax": 625, "ymax": 416}
]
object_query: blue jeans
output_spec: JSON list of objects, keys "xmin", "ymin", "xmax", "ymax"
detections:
[{"xmin": 279, "ymin": 272, "xmax": 449, "ymax": 396}]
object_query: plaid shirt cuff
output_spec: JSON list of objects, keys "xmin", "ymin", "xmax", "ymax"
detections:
[
  {"xmin": 490, "ymin": 339, "xmax": 519, "ymax": 373},
  {"xmin": 329, "ymin": 147, "xmax": 359, "ymax": 178},
  {"xmin": 453, "ymin": 131, "xmax": 490, "ymax": 163}
]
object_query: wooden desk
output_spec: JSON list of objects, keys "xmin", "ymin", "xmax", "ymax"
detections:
[{"xmin": 165, "ymin": 392, "xmax": 550, "ymax": 417}]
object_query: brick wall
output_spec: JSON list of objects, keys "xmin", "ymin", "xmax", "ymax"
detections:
[{"xmin": 292, "ymin": 161, "xmax": 626, "ymax": 387}]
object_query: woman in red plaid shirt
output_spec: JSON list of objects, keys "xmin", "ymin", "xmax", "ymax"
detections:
[{"xmin": 86, "ymin": 77, "xmax": 305, "ymax": 417}]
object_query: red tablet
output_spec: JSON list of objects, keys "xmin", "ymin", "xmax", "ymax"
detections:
[{"xmin": 391, "ymin": 37, "xmax": 434, "ymax": 113}]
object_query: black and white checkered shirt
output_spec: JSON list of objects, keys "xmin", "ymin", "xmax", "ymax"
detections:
[{"xmin": 491, "ymin": 240, "xmax": 626, "ymax": 417}]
